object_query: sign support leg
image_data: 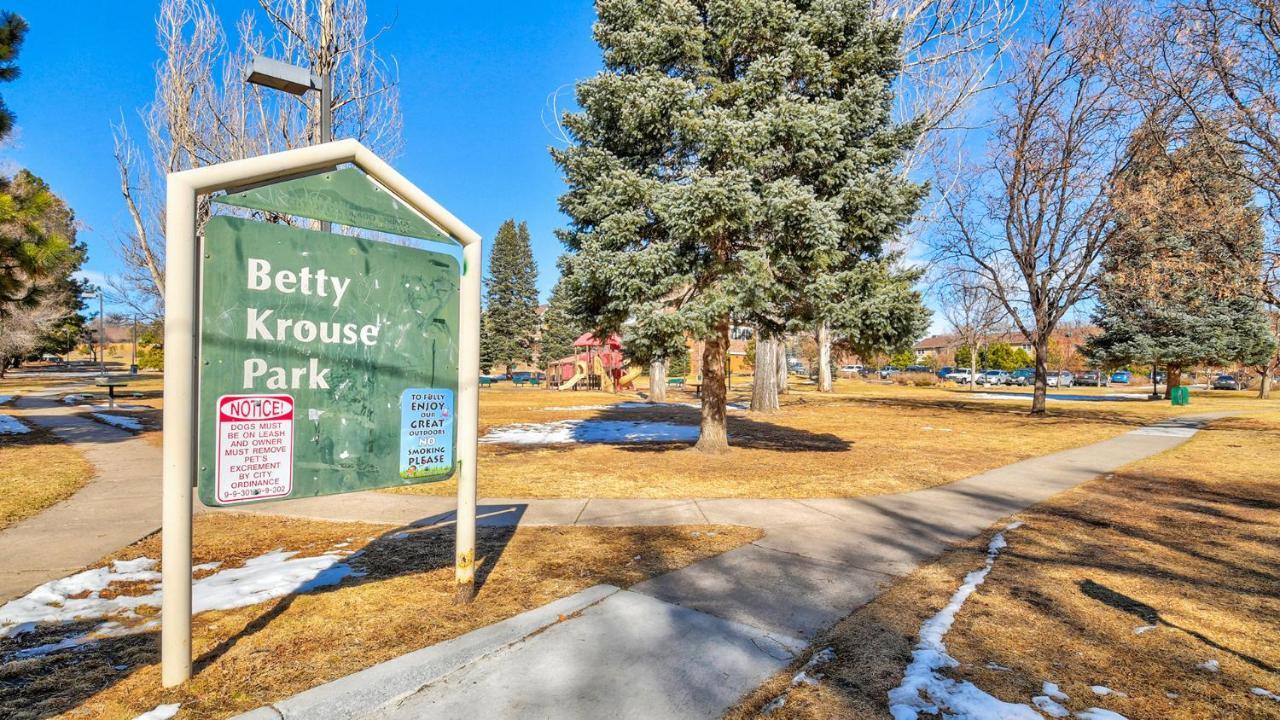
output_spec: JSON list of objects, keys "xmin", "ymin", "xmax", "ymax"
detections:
[
  {"xmin": 455, "ymin": 238, "xmax": 481, "ymax": 603},
  {"xmin": 161, "ymin": 182, "xmax": 195, "ymax": 687}
]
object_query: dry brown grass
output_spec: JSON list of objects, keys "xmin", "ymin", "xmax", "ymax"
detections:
[
  {"xmin": 0, "ymin": 415, "xmax": 93, "ymax": 530},
  {"xmin": 1, "ymin": 513, "xmax": 757, "ymax": 720},
  {"xmin": 726, "ymin": 412, "xmax": 1280, "ymax": 720},
  {"xmin": 394, "ymin": 383, "xmax": 1278, "ymax": 499}
]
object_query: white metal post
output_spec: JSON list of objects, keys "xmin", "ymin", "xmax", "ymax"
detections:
[
  {"xmin": 161, "ymin": 180, "xmax": 196, "ymax": 688},
  {"xmin": 455, "ymin": 238, "xmax": 481, "ymax": 602}
]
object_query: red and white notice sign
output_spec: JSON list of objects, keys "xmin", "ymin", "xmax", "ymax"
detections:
[{"xmin": 216, "ymin": 394, "xmax": 294, "ymax": 504}]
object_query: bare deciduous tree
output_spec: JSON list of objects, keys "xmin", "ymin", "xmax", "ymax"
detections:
[
  {"xmin": 114, "ymin": 0, "xmax": 401, "ymax": 315},
  {"xmin": 937, "ymin": 0, "xmax": 1133, "ymax": 414},
  {"xmin": 879, "ymin": 0, "xmax": 1027, "ymax": 175},
  {"xmin": 938, "ymin": 270, "xmax": 1006, "ymax": 390}
]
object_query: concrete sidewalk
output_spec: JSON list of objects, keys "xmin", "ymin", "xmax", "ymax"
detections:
[
  {"xmin": 234, "ymin": 415, "xmax": 1220, "ymax": 720},
  {"xmin": 0, "ymin": 392, "xmax": 162, "ymax": 599}
]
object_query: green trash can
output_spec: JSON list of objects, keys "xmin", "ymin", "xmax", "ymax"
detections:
[{"xmin": 1170, "ymin": 385, "xmax": 1190, "ymax": 406}]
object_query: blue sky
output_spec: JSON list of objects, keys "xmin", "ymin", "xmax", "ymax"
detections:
[{"xmin": 2, "ymin": 1, "xmax": 602, "ymax": 310}]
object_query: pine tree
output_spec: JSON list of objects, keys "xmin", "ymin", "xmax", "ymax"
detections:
[
  {"xmin": 555, "ymin": 0, "xmax": 921, "ymax": 451},
  {"xmin": 479, "ymin": 219, "xmax": 540, "ymax": 375},
  {"xmin": 0, "ymin": 12, "xmax": 27, "ymax": 143},
  {"xmin": 539, "ymin": 271, "xmax": 585, "ymax": 366},
  {"xmin": 1087, "ymin": 123, "xmax": 1276, "ymax": 390}
]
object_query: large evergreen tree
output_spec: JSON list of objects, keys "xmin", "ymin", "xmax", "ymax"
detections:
[
  {"xmin": 479, "ymin": 219, "xmax": 540, "ymax": 374},
  {"xmin": 1087, "ymin": 123, "xmax": 1276, "ymax": 390},
  {"xmin": 0, "ymin": 170, "xmax": 86, "ymax": 375},
  {"xmin": 538, "ymin": 270, "xmax": 586, "ymax": 366},
  {"xmin": 555, "ymin": 0, "xmax": 921, "ymax": 451},
  {"xmin": 0, "ymin": 11, "xmax": 26, "ymax": 143}
]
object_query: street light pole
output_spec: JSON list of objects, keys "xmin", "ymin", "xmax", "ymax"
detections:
[
  {"xmin": 246, "ymin": 55, "xmax": 334, "ymax": 232},
  {"xmin": 97, "ymin": 291, "xmax": 105, "ymax": 376}
]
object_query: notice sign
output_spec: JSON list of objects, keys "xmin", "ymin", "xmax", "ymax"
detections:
[
  {"xmin": 216, "ymin": 394, "xmax": 295, "ymax": 504},
  {"xmin": 400, "ymin": 388, "xmax": 455, "ymax": 479}
]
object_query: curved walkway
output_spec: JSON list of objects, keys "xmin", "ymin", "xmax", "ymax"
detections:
[
  {"xmin": 0, "ymin": 391, "xmax": 161, "ymax": 600},
  {"xmin": 232, "ymin": 414, "xmax": 1222, "ymax": 720}
]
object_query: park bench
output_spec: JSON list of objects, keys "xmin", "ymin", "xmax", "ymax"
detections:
[
  {"xmin": 667, "ymin": 377, "xmax": 686, "ymax": 387},
  {"xmin": 479, "ymin": 376, "xmax": 495, "ymax": 388},
  {"xmin": 513, "ymin": 377, "xmax": 529, "ymax": 388},
  {"xmin": 529, "ymin": 377, "xmax": 542, "ymax": 387}
]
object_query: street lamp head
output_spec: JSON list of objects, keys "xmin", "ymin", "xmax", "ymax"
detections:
[{"xmin": 246, "ymin": 55, "xmax": 317, "ymax": 96}]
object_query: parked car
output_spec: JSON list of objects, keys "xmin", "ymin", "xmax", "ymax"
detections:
[
  {"xmin": 1079, "ymin": 370, "xmax": 1109, "ymax": 387},
  {"xmin": 1212, "ymin": 374, "xmax": 1241, "ymax": 390},
  {"xmin": 975, "ymin": 369, "xmax": 1011, "ymax": 386},
  {"xmin": 936, "ymin": 366, "xmax": 954, "ymax": 379},
  {"xmin": 1008, "ymin": 368, "xmax": 1035, "ymax": 386},
  {"xmin": 879, "ymin": 366, "xmax": 900, "ymax": 379},
  {"xmin": 1046, "ymin": 370, "xmax": 1074, "ymax": 388},
  {"xmin": 1110, "ymin": 370, "xmax": 1132, "ymax": 384},
  {"xmin": 904, "ymin": 365, "xmax": 932, "ymax": 374},
  {"xmin": 945, "ymin": 369, "xmax": 974, "ymax": 384},
  {"xmin": 1152, "ymin": 371, "xmax": 1167, "ymax": 384},
  {"xmin": 838, "ymin": 364, "xmax": 863, "ymax": 377}
]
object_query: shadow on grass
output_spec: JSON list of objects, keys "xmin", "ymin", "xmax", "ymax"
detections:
[
  {"xmin": 1078, "ymin": 578, "xmax": 1276, "ymax": 674},
  {"xmin": 482, "ymin": 402, "xmax": 851, "ymax": 453},
  {"xmin": 0, "ymin": 515, "xmax": 522, "ymax": 720}
]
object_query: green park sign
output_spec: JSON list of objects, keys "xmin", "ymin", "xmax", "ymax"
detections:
[
  {"xmin": 196, "ymin": 169, "xmax": 461, "ymax": 506},
  {"xmin": 163, "ymin": 140, "xmax": 483, "ymax": 687}
]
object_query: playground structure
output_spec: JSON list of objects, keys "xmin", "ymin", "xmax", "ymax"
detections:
[{"xmin": 547, "ymin": 332, "xmax": 643, "ymax": 391}]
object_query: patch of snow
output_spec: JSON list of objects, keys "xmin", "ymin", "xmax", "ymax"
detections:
[
  {"xmin": 1091, "ymin": 686, "xmax": 1126, "ymax": 697},
  {"xmin": 1196, "ymin": 659, "xmax": 1220, "ymax": 672},
  {"xmin": 1033, "ymin": 695, "xmax": 1071, "ymax": 717},
  {"xmin": 132, "ymin": 704, "xmax": 181, "ymax": 720},
  {"xmin": 1252, "ymin": 687, "xmax": 1280, "ymax": 702},
  {"xmin": 192, "ymin": 562, "xmax": 222, "ymax": 573},
  {"xmin": 0, "ymin": 547, "xmax": 362, "ymax": 648},
  {"xmin": 1043, "ymin": 682, "xmax": 1070, "ymax": 701},
  {"xmin": 1133, "ymin": 625, "xmax": 1156, "ymax": 634},
  {"xmin": 761, "ymin": 647, "xmax": 837, "ymax": 716},
  {"xmin": 91, "ymin": 413, "xmax": 144, "ymax": 431},
  {"xmin": 0, "ymin": 414, "xmax": 31, "ymax": 435},
  {"xmin": 887, "ymin": 524, "xmax": 1041, "ymax": 720},
  {"xmin": 481, "ymin": 419, "xmax": 700, "ymax": 445},
  {"xmin": 1075, "ymin": 709, "xmax": 1129, "ymax": 720}
]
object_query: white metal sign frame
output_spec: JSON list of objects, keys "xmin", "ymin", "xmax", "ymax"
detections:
[{"xmin": 162, "ymin": 139, "xmax": 482, "ymax": 687}]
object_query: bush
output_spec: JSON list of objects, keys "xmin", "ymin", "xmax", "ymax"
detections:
[
  {"xmin": 138, "ymin": 345, "xmax": 164, "ymax": 371},
  {"xmin": 893, "ymin": 371, "xmax": 939, "ymax": 387}
]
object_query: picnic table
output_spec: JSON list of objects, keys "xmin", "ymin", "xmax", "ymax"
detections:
[{"xmin": 93, "ymin": 377, "xmax": 131, "ymax": 410}]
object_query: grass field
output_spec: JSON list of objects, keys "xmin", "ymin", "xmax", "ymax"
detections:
[
  {"xmin": 0, "ymin": 406, "xmax": 93, "ymax": 530},
  {"xmin": 394, "ymin": 380, "xmax": 1276, "ymax": 499},
  {"xmin": 725, "ymin": 411, "xmax": 1280, "ymax": 720},
  {"xmin": 1, "ymin": 513, "xmax": 757, "ymax": 720}
]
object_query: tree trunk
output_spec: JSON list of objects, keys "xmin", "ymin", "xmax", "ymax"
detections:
[
  {"xmin": 1031, "ymin": 334, "xmax": 1049, "ymax": 415},
  {"xmin": 1167, "ymin": 365, "xmax": 1182, "ymax": 400},
  {"xmin": 816, "ymin": 322, "xmax": 833, "ymax": 392},
  {"xmin": 751, "ymin": 334, "xmax": 779, "ymax": 412},
  {"xmin": 696, "ymin": 319, "xmax": 731, "ymax": 454},
  {"xmin": 1260, "ymin": 370, "xmax": 1273, "ymax": 400},
  {"xmin": 968, "ymin": 348, "xmax": 978, "ymax": 392},
  {"xmin": 776, "ymin": 338, "xmax": 789, "ymax": 395},
  {"xmin": 649, "ymin": 358, "xmax": 667, "ymax": 403}
]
